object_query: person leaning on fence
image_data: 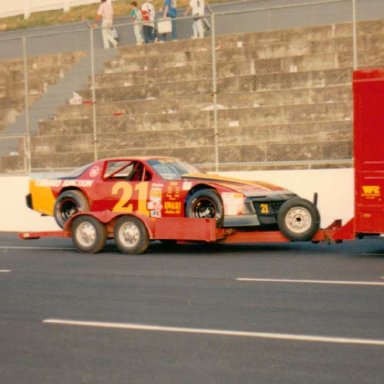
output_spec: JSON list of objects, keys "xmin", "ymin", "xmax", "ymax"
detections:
[
  {"xmin": 184, "ymin": 0, "xmax": 205, "ymax": 39},
  {"xmin": 130, "ymin": 1, "xmax": 144, "ymax": 45},
  {"xmin": 162, "ymin": 0, "xmax": 177, "ymax": 41},
  {"xmin": 141, "ymin": 0, "xmax": 156, "ymax": 43},
  {"xmin": 95, "ymin": 0, "xmax": 117, "ymax": 49}
]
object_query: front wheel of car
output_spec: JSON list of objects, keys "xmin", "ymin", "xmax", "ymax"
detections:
[
  {"xmin": 186, "ymin": 189, "xmax": 224, "ymax": 228},
  {"xmin": 54, "ymin": 190, "xmax": 90, "ymax": 228},
  {"xmin": 277, "ymin": 197, "xmax": 320, "ymax": 241},
  {"xmin": 114, "ymin": 216, "xmax": 150, "ymax": 255}
]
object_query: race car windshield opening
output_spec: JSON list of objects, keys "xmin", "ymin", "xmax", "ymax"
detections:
[{"xmin": 148, "ymin": 160, "xmax": 201, "ymax": 180}]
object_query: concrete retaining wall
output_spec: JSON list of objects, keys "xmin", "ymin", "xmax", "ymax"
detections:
[{"xmin": 0, "ymin": 168, "xmax": 354, "ymax": 232}]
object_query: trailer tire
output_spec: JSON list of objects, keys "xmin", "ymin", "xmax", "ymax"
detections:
[
  {"xmin": 114, "ymin": 216, "xmax": 149, "ymax": 255},
  {"xmin": 54, "ymin": 190, "xmax": 90, "ymax": 228},
  {"xmin": 71, "ymin": 215, "xmax": 107, "ymax": 254},
  {"xmin": 277, "ymin": 197, "xmax": 320, "ymax": 241},
  {"xmin": 186, "ymin": 189, "xmax": 224, "ymax": 228}
]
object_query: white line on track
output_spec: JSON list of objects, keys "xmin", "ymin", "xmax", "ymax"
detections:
[
  {"xmin": 0, "ymin": 270, "xmax": 11, "ymax": 273},
  {"xmin": 43, "ymin": 319, "xmax": 384, "ymax": 346},
  {"xmin": 0, "ymin": 246, "xmax": 73, "ymax": 251},
  {"xmin": 236, "ymin": 278, "xmax": 384, "ymax": 286}
]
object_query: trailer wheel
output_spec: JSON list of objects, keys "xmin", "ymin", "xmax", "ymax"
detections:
[
  {"xmin": 277, "ymin": 197, "xmax": 320, "ymax": 241},
  {"xmin": 114, "ymin": 216, "xmax": 149, "ymax": 255},
  {"xmin": 71, "ymin": 215, "xmax": 107, "ymax": 254},
  {"xmin": 186, "ymin": 189, "xmax": 224, "ymax": 228},
  {"xmin": 54, "ymin": 190, "xmax": 90, "ymax": 228}
]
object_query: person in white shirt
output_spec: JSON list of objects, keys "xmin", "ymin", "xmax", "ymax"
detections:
[
  {"xmin": 95, "ymin": 0, "xmax": 117, "ymax": 49},
  {"xmin": 184, "ymin": 0, "xmax": 205, "ymax": 39},
  {"xmin": 141, "ymin": 0, "xmax": 156, "ymax": 43}
]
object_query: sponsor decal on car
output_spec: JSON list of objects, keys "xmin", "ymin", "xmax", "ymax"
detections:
[
  {"xmin": 89, "ymin": 166, "xmax": 100, "ymax": 178},
  {"xmin": 166, "ymin": 182, "xmax": 181, "ymax": 200},
  {"xmin": 35, "ymin": 179, "xmax": 94, "ymax": 188},
  {"xmin": 221, "ymin": 192, "xmax": 244, "ymax": 216},
  {"xmin": 164, "ymin": 201, "xmax": 181, "ymax": 214}
]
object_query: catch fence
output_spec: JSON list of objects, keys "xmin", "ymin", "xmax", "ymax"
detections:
[{"xmin": 0, "ymin": 0, "xmax": 380, "ymax": 174}]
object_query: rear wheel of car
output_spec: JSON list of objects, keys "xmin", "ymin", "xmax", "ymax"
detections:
[
  {"xmin": 186, "ymin": 189, "xmax": 224, "ymax": 228},
  {"xmin": 277, "ymin": 197, "xmax": 320, "ymax": 241},
  {"xmin": 114, "ymin": 216, "xmax": 149, "ymax": 255},
  {"xmin": 71, "ymin": 215, "xmax": 107, "ymax": 254},
  {"xmin": 54, "ymin": 190, "xmax": 90, "ymax": 228}
]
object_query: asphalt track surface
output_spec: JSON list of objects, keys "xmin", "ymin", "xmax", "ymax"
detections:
[{"xmin": 0, "ymin": 232, "xmax": 383, "ymax": 383}]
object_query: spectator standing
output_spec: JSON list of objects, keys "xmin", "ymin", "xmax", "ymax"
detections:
[
  {"xmin": 96, "ymin": 0, "xmax": 117, "ymax": 49},
  {"xmin": 141, "ymin": 0, "xmax": 156, "ymax": 43},
  {"xmin": 184, "ymin": 0, "xmax": 205, "ymax": 39},
  {"xmin": 163, "ymin": 0, "xmax": 177, "ymax": 41},
  {"xmin": 130, "ymin": 1, "xmax": 144, "ymax": 45}
]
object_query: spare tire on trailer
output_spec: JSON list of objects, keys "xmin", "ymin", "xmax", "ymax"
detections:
[
  {"xmin": 185, "ymin": 188, "xmax": 224, "ymax": 228},
  {"xmin": 54, "ymin": 190, "xmax": 90, "ymax": 228},
  {"xmin": 277, "ymin": 197, "xmax": 320, "ymax": 241}
]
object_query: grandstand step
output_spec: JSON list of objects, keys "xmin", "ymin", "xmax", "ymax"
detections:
[
  {"xmin": 31, "ymin": 134, "xmax": 94, "ymax": 154},
  {"xmin": 40, "ymin": 98, "xmax": 352, "ymax": 137},
  {"xmin": 77, "ymin": 69, "xmax": 353, "ymax": 107},
  {"xmin": 53, "ymin": 95, "xmax": 213, "ymax": 120},
  {"xmin": 94, "ymin": 63, "xmax": 212, "ymax": 88},
  {"xmin": 31, "ymin": 119, "xmax": 352, "ymax": 158},
  {"xmin": 217, "ymin": 140, "xmax": 352, "ymax": 164},
  {"xmin": 106, "ymin": 48, "xmax": 212, "ymax": 74},
  {"xmin": 216, "ymin": 102, "xmax": 352, "ymax": 126},
  {"xmin": 218, "ymin": 121, "xmax": 352, "ymax": 146},
  {"xmin": 0, "ymin": 154, "xmax": 26, "ymax": 174},
  {"xmin": 31, "ymin": 152, "xmax": 94, "ymax": 170}
]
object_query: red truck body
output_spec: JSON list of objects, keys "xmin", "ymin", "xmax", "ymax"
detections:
[{"xmin": 353, "ymin": 69, "xmax": 384, "ymax": 235}]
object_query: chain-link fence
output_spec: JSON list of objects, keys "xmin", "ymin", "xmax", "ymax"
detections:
[{"xmin": 0, "ymin": 0, "xmax": 382, "ymax": 174}]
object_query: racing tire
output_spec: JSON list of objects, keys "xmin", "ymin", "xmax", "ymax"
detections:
[
  {"xmin": 54, "ymin": 190, "xmax": 90, "ymax": 228},
  {"xmin": 186, "ymin": 189, "xmax": 224, "ymax": 228},
  {"xmin": 277, "ymin": 197, "xmax": 320, "ymax": 241},
  {"xmin": 71, "ymin": 215, "xmax": 107, "ymax": 254},
  {"xmin": 114, "ymin": 216, "xmax": 149, "ymax": 255}
]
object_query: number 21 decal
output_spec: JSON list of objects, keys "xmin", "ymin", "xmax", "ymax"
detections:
[{"xmin": 112, "ymin": 182, "xmax": 149, "ymax": 215}]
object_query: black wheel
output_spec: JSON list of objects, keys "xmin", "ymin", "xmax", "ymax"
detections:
[
  {"xmin": 114, "ymin": 216, "xmax": 149, "ymax": 255},
  {"xmin": 186, "ymin": 189, "xmax": 224, "ymax": 228},
  {"xmin": 71, "ymin": 215, "xmax": 107, "ymax": 254},
  {"xmin": 277, "ymin": 197, "xmax": 321, "ymax": 241},
  {"xmin": 54, "ymin": 190, "xmax": 90, "ymax": 228}
]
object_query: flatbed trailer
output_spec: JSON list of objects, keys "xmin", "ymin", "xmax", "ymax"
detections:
[
  {"xmin": 19, "ymin": 212, "xmax": 355, "ymax": 255},
  {"xmin": 19, "ymin": 68, "xmax": 384, "ymax": 254}
]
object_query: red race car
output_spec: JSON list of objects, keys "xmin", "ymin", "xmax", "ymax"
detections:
[{"xmin": 26, "ymin": 156, "xmax": 320, "ymax": 241}]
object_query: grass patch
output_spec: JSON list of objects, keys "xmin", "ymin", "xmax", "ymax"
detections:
[{"xmin": 0, "ymin": 0, "xmax": 229, "ymax": 31}]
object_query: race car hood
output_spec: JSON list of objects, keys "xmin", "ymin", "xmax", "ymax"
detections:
[{"xmin": 182, "ymin": 173, "xmax": 295, "ymax": 197}]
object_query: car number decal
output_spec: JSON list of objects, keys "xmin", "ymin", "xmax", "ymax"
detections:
[
  {"xmin": 259, "ymin": 203, "xmax": 270, "ymax": 215},
  {"xmin": 112, "ymin": 182, "xmax": 149, "ymax": 215}
]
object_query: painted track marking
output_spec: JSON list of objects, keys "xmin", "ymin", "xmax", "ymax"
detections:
[
  {"xmin": 43, "ymin": 319, "xmax": 384, "ymax": 347},
  {"xmin": 0, "ymin": 246, "xmax": 73, "ymax": 251},
  {"xmin": 236, "ymin": 278, "xmax": 384, "ymax": 286},
  {"xmin": 0, "ymin": 270, "xmax": 11, "ymax": 273}
]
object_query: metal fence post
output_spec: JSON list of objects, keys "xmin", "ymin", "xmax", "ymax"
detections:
[
  {"xmin": 352, "ymin": 0, "xmax": 358, "ymax": 69},
  {"xmin": 90, "ymin": 27, "xmax": 98, "ymax": 161},
  {"xmin": 210, "ymin": 13, "xmax": 219, "ymax": 172},
  {"xmin": 22, "ymin": 36, "xmax": 31, "ymax": 174}
]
